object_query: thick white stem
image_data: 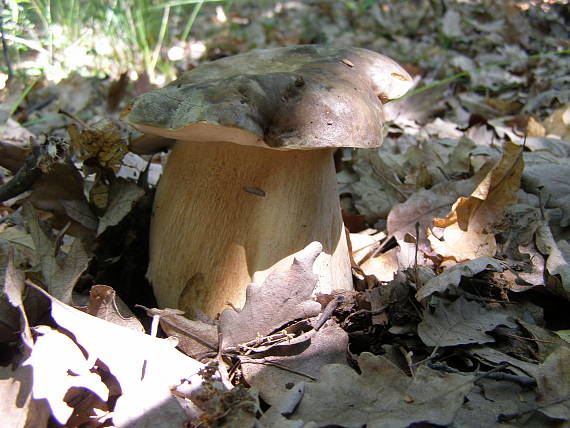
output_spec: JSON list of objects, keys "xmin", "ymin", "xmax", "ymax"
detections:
[{"xmin": 148, "ymin": 142, "xmax": 352, "ymax": 317}]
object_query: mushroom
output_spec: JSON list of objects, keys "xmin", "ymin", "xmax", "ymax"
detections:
[{"xmin": 122, "ymin": 45, "xmax": 412, "ymax": 317}]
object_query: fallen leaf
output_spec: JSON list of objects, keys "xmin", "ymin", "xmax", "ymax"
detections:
[
  {"xmin": 418, "ymin": 297, "xmax": 515, "ymax": 347},
  {"xmin": 351, "ymin": 149, "xmax": 407, "ymax": 222},
  {"xmin": 544, "ymin": 104, "xmax": 570, "ymax": 140},
  {"xmin": 85, "ymin": 285, "xmax": 144, "ymax": 332},
  {"xmin": 523, "ymin": 161, "xmax": 570, "ymax": 227},
  {"xmin": 24, "ymin": 325, "xmax": 109, "ymax": 424},
  {"xmin": 534, "ymin": 346, "xmax": 570, "ymax": 420},
  {"xmin": 219, "ymin": 242, "xmax": 322, "ymax": 349},
  {"xmin": 416, "ymin": 257, "xmax": 505, "ymax": 300},
  {"xmin": 2, "ymin": 251, "xmax": 33, "ymax": 351},
  {"xmin": 259, "ymin": 384, "xmax": 305, "ymax": 428},
  {"xmin": 441, "ymin": 9, "xmax": 462, "ymax": 38},
  {"xmin": 0, "ymin": 364, "xmax": 50, "ymax": 428},
  {"xmin": 387, "ymin": 177, "xmax": 479, "ymax": 251},
  {"xmin": 24, "ymin": 283, "xmax": 205, "ymax": 427},
  {"xmin": 97, "ymin": 178, "xmax": 146, "ymax": 235},
  {"xmin": 241, "ymin": 320, "xmax": 348, "ymax": 406},
  {"xmin": 430, "ymin": 141, "xmax": 523, "ymax": 261},
  {"xmin": 153, "ymin": 307, "xmax": 219, "ymax": 358},
  {"xmin": 290, "ymin": 352, "xmax": 474, "ymax": 427},
  {"xmin": 535, "ymin": 221, "xmax": 570, "ymax": 297},
  {"xmin": 360, "ymin": 247, "xmax": 399, "ymax": 282},
  {"xmin": 454, "ymin": 378, "xmax": 539, "ymax": 427},
  {"xmin": 24, "ymin": 202, "xmax": 89, "ymax": 304},
  {"xmin": 470, "ymin": 346, "xmax": 540, "ymax": 379}
]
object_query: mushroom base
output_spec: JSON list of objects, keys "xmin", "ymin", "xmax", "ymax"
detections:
[{"xmin": 148, "ymin": 142, "xmax": 353, "ymax": 317}]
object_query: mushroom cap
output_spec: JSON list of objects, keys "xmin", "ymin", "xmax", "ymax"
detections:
[{"xmin": 122, "ymin": 45, "xmax": 413, "ymax": 150}]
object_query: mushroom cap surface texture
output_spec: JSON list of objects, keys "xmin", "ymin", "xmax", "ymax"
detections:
[{"xmin": 122, "ymin": 45, "xmax": 413, "ymax": 150}]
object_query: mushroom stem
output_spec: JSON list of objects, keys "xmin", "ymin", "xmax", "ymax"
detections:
[{"xmin": 148, "ymin": 141, "xmax": 352, "ymax": 317}]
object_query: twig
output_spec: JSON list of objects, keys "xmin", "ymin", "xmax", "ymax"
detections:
[
  {"xmin": 312, "ymin": 295, "xmax": 344, "ymax": 331},
  {"xmin": 239, "ymin": 357, "xmax": 319, "ymax": 381},
  {"xmin": 428, "ymin": 361, "xmax": 536, "ymax": 388},
  {"xmin": 341, "ymin": 307, "xmax": 387, "ymax": 327},
  {"xmin": 0, "ymin": 145, "xmax": 42, "ymax": 202},
  {"xmin": 58, "ymin": 109, "xmax": 88, "ymax": 127}
]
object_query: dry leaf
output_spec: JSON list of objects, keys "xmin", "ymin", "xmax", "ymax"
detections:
[
  {"xmin": 534, "ymin": 346, "xmax": 570, "ymax": 420},
  {"xmin": 24, "ymin": 283, "xmax": 206, "ymax": 427},
  {"xmin": 418, "ymin": 297, "xmax": 515, "ymax": 347},
  {"xmin": 68, "ymin": 118, "xmax": 128, "ymax": 172},
  {"xmin": 2, "ymin": 252, "xmax": 33, "ymax": 352},
  {"xmin": 416, "ymin": 257, "xmax": 504, "ymax": 300},
  {"xmin": 24, "ymin": 202, "xmax": 89, "ymax": 304},
  {"xmin": 155, "ymin": 308, "xmax": 218, "ymax": 358},
  {"xmin": 219, "ymin": 242, "xmax": 322, "ymax": 349},
  {"xmin": 387, "ymin": 177, "xmax": 479, "ymax": 250},
  {"xmin": 241, "ymin": 321, "xmax": 348, "ymax": 406},
  {"xmin": 523, "ymin": 161, "xmax": 570, "ymax": 227},
  {"xmin": 97, "ymin": 178, "xmax": 145, "ymax": 235},
  {"xmin": 290, "ymin": 352, "xmax": 474, "ymax": 427},
  {"xmin": 430, "ymin": 141, "xmax": 523, "ymax": 261},
  {"xmin": 24, "ymin": 325, "xmax": 110, "ymax": 424},
  {"xmin": 535, "ymin": 221, "xmax": 570, "ymax": 298},
  {"xmin": 0, "ymin": 364, "xmax": 50, "ymax": 428},
  {"xmin": 544, "ymin": 104, "xmax": 570, "ymax": 140},
  {"xmin": 86, "ymin": 285, "xmax": 144, "ymax": 332}
]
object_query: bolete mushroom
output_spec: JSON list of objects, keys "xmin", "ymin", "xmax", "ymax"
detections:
[{"xmin": 122, "ymin": 45, "xmax": 412, "ymax": 317}]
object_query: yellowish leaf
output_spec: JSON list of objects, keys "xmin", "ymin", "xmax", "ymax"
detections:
[{"xmin": 430, "ymin": 142, "xmax": 523, "ymax": 261}]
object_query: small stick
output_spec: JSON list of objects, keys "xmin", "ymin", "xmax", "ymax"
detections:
[{"xmin": 0, "ymin": 145, "xmax": 42, "ymax": 202}]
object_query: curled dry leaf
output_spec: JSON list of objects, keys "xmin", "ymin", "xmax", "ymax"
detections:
[
  {"xmin": 24, "ymin": 283, "xmax": 205, "ymax": 427},
  {"xmin": 416, "ymin": 257, "xmax": 505, "ymax": 300},
  {"xmin": 429, "ymin": 141, "xmax": 524, "ymax": 261},
  {"xmin": 23, "ymin": 325, "xmax": 110, "ymax": 425},
  {"xmin": 535, "ymin": 220, "xmax": 570, "ymax": 298},
  {"xmin": 387, "ymin": 177, "xmax": 479, "ymax": 251},
  {"xmin": 85, "ymin": 284, "xmax": 144, "ymax": 332}
]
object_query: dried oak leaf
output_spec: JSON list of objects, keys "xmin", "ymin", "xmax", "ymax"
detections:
[
  {"xmin": 429, "ymin": 141, "xmax": 524, "ymax": 261},
  {"xmin": 387, "ymin": 177, "xmax": 479, "ymax": 252},
  {"xmin": 23, "ymin": 325, "xmax": 110, "ymax": 425},
  {"xmin": 418, "ymin": 297, "xmax": 515, "ymax": 347},
  {"xmin": 23, "ymin": 202, "xmax": 89, "ymax": 305},
  {"xmin": 534, "ymin": 346, "xmax": 570, "ymax": 420},
  {"xmin": 24, "ymin": 283, "xmax": 205, "ymax": 428},
  {"xmin": 241, "ymin": 320, "xmax": 348, "ymax": 406},
  {"xmin": 0, "ymin": 363, "xmax": 50, "ymax": 428},
  {"xmin": 219, "ymin": 242, "xmax": 322, "ymax": 350},
  {"xmin": 289, "ymin": 352, "xmax": 474, "ymax": 428},
  {"xmin": 153, "ymin": 307, "xmax": 218, "ymax": 359},
  {"xmin": 416, "ymin": 257, "xmax": 504, "ymax": 300},
  {"xmin": 84, "ymin": 284, "xmax": 144, "ymax": 332}
]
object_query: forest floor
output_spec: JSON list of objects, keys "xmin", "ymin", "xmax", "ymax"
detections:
[{"xmin": 1, "ymin": 1, "xmax": 570, "ymax": 427}]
